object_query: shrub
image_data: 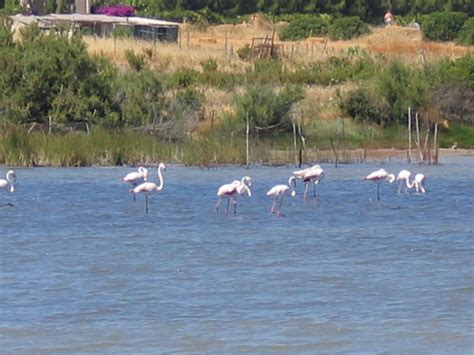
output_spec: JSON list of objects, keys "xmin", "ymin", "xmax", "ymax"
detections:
[
  {"xmin": 456, "ymin": 17, "xmax": 474, "ymax": 45},
  {"xmin": 421, "ymin": 11, "xmax": 468, "ymax": 41},
  {"xmin": 327, "ymin": 16, "xmax": 370, "ymax": 40},
  {"xmin": 237, "ymin": 44, "xmax": 252, "ymax": 61},
  {"xmin": 229, "ymin": 84, "xmax": 304, "ymax": 133},
  {"xmin": 124, "ymin": 49, "xmax": 147, "ymax": 71},
  {"xmin": 341, "ymin": 87, "xmax": 391, "ymax": 126},
  {"xmin": 279, "ymin": 15, "xmax": 329, "ymax": 41}
]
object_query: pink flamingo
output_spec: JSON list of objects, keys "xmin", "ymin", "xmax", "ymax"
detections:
[
  {"xmin": 294, "ymin": 165, "xmax": 325, "ymax": 200},
  {"xmin": 363, "ymin": 168, "xmax": 395, "ymax": 201},
  {"xmin": 215, "ymin": 176, "xmax": 252, "ymax": 215},
  {"xmin": 396, "ymin": 169, "xmax": 412, "ymax": 193},
  {"xmin": 266, "ymin": 176, "xmax": 297, "ymax": 217},
  {"xmin": 132, "ymin": 163, "xmax": 166, "ymax": 213},
  {"xmin": 0, "ymin": 170, "xmax": 16, "ymax": 193},
  {"xmin": 122, "ymin": 166, "xmax": 148, "ymax": 201}
]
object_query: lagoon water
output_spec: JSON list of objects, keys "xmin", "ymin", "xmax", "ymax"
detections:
[{"xmin": 1, "ymin": 156, "xmax": 473, "ymax": 353}]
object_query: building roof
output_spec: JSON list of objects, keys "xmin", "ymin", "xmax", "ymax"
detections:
[{"xmin": 10, "ymin": 14, "xmax": 181, "ymax": 28}]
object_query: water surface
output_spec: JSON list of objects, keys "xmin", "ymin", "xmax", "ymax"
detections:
[{"xmin": 1, "ymin": 157, "xmax": 473, "ymax": 352}]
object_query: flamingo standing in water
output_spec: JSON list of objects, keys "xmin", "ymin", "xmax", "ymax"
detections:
[
  {"xmin": 410, "ymin": 173, "xmax": 426, "ymax": 193},
  {"xmin": 132, "ymin": 163, "xmax": 166, "ymax": 213},
  {"xmin": 396, "ymin": 169, "xmax": 412, "ymax": 194},
  {"xmin": 215, "ymin": 176, "xmax": 252, "ymax": 215},
  {"xmin": 0, "ymin": 170, "xmax": 16, "ymax": 193},
  {"xmin": 294, "ymin": 165, "xmax": 325, "ymax": 201},
  {"xmin": 0, "ymin": 170, "xmax": 16, "ymax": 207},
  {"xmin": 363, "ymin": 168, "xmax": 395, "ymax": 201},
  {"xmin": 122, "ymin": 166, "xmax": 149, "ymax": 201},
  {"xmin": 266, "ymin": 176, "xmax": 297, "ymax": 217}
]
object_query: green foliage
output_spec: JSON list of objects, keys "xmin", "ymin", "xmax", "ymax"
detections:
[
  {"xmin": 200, "ymin": 58, "xmax": 218, "ymax": 72},
  {"xmin": 247, "ymin": 59, "xmax": 284, "ymax": 84},
  {"xmin": 421, "ymin": 11, "xmax": 468, "ymax": 41},
  {"xmin": 0, "ymin": 25, "xmax": 115, "ymax": 126},
  {"xmin": 288, "ymin": 53, "xmax": 380, "ymax": 86},
  {"xmin": 327, "ymin": 16, "xmax": 370, "ymax": 40},
  {"xmin": 440, "ymin": 123, "xmax": 474, "ymax": 148},
  {"xmin": 376, "ymin": 59, "xmax": 428, "ymax": 124},
  {"xmin": 431, "ymin": 54, "xmax": 474, "ymax": 90},
  {"xmin": 237, "ymin": 44, "xmax": 252, "ymax": 61},
  {"xmin": 279, "ymin": 15, "xmax": 329, "ymax": 41},
  {"xmin": 113, "ymin": 69, "xmax": 166, "ymax": 127},
  {"xmin": 124, "ymin": 49, "xmax": 147, "ymax": 71},
  {"xmin": 456, "ymin": 17, "xmax": 474, "ymax": 45},
  {"xmin": 229, "ymin": 84, "xmax": 304, "ymax": 133},
  {"xmin": 341, "ymin": 87, "xmax": 391, "ymax": 126}
]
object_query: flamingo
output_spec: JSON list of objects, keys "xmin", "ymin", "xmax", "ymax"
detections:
[
  {"xmin": 363, "ymin": 168, "xmax": 395, "ymax": 201},
  {"xmin": 132, "ymin": 163, "xmax": 166, "ymax": 213},
  {"xmin": 396, "ymin": 169, "xmax": 412, "ymax": 194},
  {"xmin": 215, "ymin": 176, "xmax": 252, "ymax": 215},
  {"xmin": 0, "ymin": 170, "xmax": 16, "ymax": 193},
  {"xmin": 122, "ymin": 166, "xmax": 148, "ymax": 201},
  {"xmin": 266, "ymin": 176, "xmax": 297, "ymax": 217},
  {"xmin": 411, "ymin": 173, "xmax": 426, "ymax": 193},
  {"xmin": 237, "ymin": 176, "xmax": 252, "ymax": 197},
  {"xmin": 294, "ymin": 165, "xmax": 325, "ymax": 200}
]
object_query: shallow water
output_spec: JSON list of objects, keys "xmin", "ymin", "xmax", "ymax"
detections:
[{"xmin": 1, "ymin": 157, "xmax": 473, "ymax": 353}]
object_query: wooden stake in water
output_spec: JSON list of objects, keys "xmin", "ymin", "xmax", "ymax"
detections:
[
  {"xmin": 407, "ymin": 106, "xmax": 412, "ymax": 164},
  {"xmin": 293, "ymin": 120, "xmax": 298, "ymax": 168},
  {"xmin": 415, "ymin": 112, "xmax": 423, "ymax": 162},
  {"xmin": 246, "ymin": 113, "xmax": 250, "ymax": 169},
  {"xmin": 433, "ymin": 123, "xmax": 439, "ymax": 165}
]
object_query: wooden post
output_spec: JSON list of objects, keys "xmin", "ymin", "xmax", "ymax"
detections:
[
  {"xmin": 246, "ymin": 113, "xmax": 250, "ymax": 169},
  {"xmin": 48, "ymin": 115, "xmax": 52, "ymax": 134},
  {"xmin": 292, "ymin": 120, "xmax": 298, "ymax": 167},
  {"xmin": 187, "ymin": 29, "xmax": 190, "ymax": 48},
  {"xmin": 433, "ymin": 123, "xmax": 439, "ymax": 165},
  {"xmin": 423, "ymin": 120, "xmax": 431, "ymax": 163},
  {"xmin": 415, "ymin": 112, "xmax": 423, "ymax": 162},
  {"xmin": 407, "ymin": 106, "xmax": 412, "ymax": 164}
]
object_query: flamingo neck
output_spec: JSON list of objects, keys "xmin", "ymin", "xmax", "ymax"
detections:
[{"xmin": 156, "ymin": 165, "xmax": 165, "ymax": 191}]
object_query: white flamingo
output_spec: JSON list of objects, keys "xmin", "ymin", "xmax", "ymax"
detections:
[
  {"xmin": 410, "ymin": 173, "xmax": 426, "ymax": 193},
  {"xmin": 294, "ymin": 165, "xmax": 325, "ymax": 200},
  {"xmin": 266, "ymin": 176, "xmax": 297, "ymax": 217},
  {"xmin": 0, "ymin": 170, "xmax": 16, "ymax": 193},
  {"xmin": 132, "ymin": 163, "xmax": 166, "ymax": 213},
  {"xmin": 237, "ymin": 176, "xmax": 252, "ymax": 197},
  {"xmin": 122, "ymin": 166, "xmax": 149, "ymax": 201},
  {"xmin": 363, "ymin": 168, "xmax": 395, "ymax": 201},
  {"xmin": 215, "ymin": 176, "xmax": 252, "ymax": 215},
  {"xmin": 396, "ymin": 169, "xmax": 412, "ymax": 194}
]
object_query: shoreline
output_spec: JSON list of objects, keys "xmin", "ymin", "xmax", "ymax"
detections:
[{"xmin": 0, "ymin": 148, "xmax": 472, "ymax": 168}]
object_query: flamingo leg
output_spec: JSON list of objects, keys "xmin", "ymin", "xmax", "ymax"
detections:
[
  {"xmin": 313, "ymin": 184, "xmax": 316, "ymax": 198},
  {"xmin": 270, "ymin": 199, "xmax": 277, "ymax": 214},
  {"xmin": 215, "ymin": 197, "xmax": 222, "ymax": 214},
  {"xmin": 225, "ymin": 197, "xmax": 230, "ymax": 215},
  {"xmin": 145, "ymin": 194, "xmax": 149, "ymax": 213},
  {"xmin": 377, "ymin": 183, "xmax": 381, "ymax": 201},
  {"xmin": 397, "ymin": 180, "xmax": 402, "ymax": 194},
  {"xmin": 232, "ymin": 197, "xmax": 237, "ymax": 215},
  {"xmin": 303, "ymin": 183, "xmax": 309, "ymax": 202}
]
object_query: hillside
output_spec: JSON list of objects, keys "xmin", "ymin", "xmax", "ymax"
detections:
[{"xmin": 83, "ymin": 17, "xmax": 472, "ymax": 130}]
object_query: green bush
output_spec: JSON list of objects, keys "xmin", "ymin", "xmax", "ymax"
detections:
[
  {"xmin": 124, "ymin": 49, "xmax": 147, "ymax": 71},
  {"xmin": 229, "ymin": 84, "xmax": 304, "ymax": 133},
  {"xmin": 341, "ymin": 87, "xmax": 390, "ymax": 126},
  {"xmin": 421, "ymin": 11, "xmax": 468, "ymax": 41},
  {"xmin": 279, "ymin": 15, "xmax": 329, "ymax": 41},
  {"xmin": 327, "ymin": 16, "xmax": 370, "ymax": 40},
  {"xmin": 456, "ymin": 17, "xmax": 474, "ymax": 45},
  {"xmin": 237, "ymin": 44, "xmax": 252, "ymax": 61}
]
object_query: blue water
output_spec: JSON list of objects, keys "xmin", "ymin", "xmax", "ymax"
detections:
[{"xmin": 1, "ymin": 157, "xmax": 473, "ymax": 353}]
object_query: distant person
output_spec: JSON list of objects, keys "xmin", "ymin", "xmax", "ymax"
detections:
[{"xmin": 384, "ymin": 10, "xmax": 394, "ymax": 26}]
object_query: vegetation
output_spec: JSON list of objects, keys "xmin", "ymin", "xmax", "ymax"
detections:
[{"xmin": 0, "ymin": 5, "xmax": 473, "ymax": 166}]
